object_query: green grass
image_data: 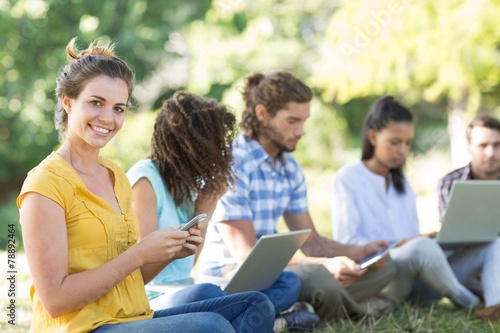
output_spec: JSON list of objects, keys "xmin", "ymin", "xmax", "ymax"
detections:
[{"xmin": 312, "ymin": 302, "xmax": 500, "ymax": 333}]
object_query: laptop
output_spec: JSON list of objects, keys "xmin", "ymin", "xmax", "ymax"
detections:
[
  {"xmin": 146, "ymin": 229, "xmax": 311, "ymax": 295},
  {"xmin": 436, "ymin": 181, "xmax": 500, "ymax": 249},
  {"xmin": 223, "ymin": 228, "xmax": 311, "ymax": 294}
]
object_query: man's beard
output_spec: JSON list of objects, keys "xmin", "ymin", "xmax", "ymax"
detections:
[
  {"xmin": 475, "ymin": 158, "xmax": 500, "ymax": 177},
  {"xmin": 261, "ymin": 123, "xmax": 296, "ymax": 153}
]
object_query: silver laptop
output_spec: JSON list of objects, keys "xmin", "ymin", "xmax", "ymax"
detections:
[
  {"xmin": 146, "ymin": 229, "xmax": 311, "ymax": 295},
  {"xmin": 223, "ymin": 229, "xmax": 311, "ymax": 294},
  {"xmin": 436, "ymin": 181, "xmax": 500, "ymax": 249}
]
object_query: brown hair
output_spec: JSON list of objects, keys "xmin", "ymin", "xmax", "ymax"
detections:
[
  {"xmin": 466, "ymin": 115, "xmax": 500, "ymax": 142},
  {"xmin": 54, "ymin": 37, "xmax": 135, "ymax": 140},
  {"xmin": 240, "ymin": 71, "xmax": 313, "ymax": 140},
  {"xmin": 149, "ymin": 91, "xmax": 237, "ymax": 206}
]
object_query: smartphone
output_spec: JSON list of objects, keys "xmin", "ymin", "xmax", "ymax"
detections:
[
  {"xmin": 180, "ymin": 213, "xmax": 207, "ymax": 231},
  {"xmin": 358, "ymin": 241, "xmax": 398, "ymax": 269}
]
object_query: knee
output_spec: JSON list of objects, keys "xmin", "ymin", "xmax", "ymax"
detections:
[
  {"xmin": 279, "ymin": 271, "xmax": 302, "ymax": 298},
  {"xmin": 195, "ymin": 283, "xmax": 225, "ymax": 298},
  {"xmin": 299, "ymin": 265, "xmax": 343, "ymax": 302},
  {"xmin": 202, "ymin": 313, "xmax": 235, "ymax": 333},
  {"xmin": 247, "ymin": 291, "xmax": 275, "ymax": 319},
  {"xmin": 243, "ymin": 292, "xmax": 275, "ymax": 331},
  {"xmin": 404, "ymin": 237, "xmax": 439, "ymax": 259}
]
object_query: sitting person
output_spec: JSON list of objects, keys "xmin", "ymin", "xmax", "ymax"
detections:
[
  {"xmin": 127, "ymin": 91, "xmax": 316, "ymax": 332},
  {"xmin": 197, "ymin": 71, "xmax": 398, "ymax": 324},
  {"xmin": 17, "ymin": 37, "xmax": 274, "ymax": 333},
  {"xmin": 438, "ymin": 115, "xmax": 500, "ymax": 321},
  {"xmin": 330, "ymin": 95, "xmax": 480, "ymax": 309}
]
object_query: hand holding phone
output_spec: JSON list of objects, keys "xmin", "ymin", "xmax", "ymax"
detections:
[
  {"xmin": 180, "ymin": 213, "xmax": 207, "ymax": 231},
  {"xmin": 358, "ymin": 241, "xmax": 398, "ymax": 269}
]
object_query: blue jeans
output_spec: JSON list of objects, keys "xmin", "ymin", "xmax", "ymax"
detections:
[
  {"xmin": 90, "ymin": 291, "xmax": 274, "ymax": 333},
  {"xmin": 151, "ymin": 271, "xmax": 301, "ymax": 316}
]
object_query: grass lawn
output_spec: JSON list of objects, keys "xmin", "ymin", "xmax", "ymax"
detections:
[{"xmin": 314, "ymin": 303, "xmax": 500, "ymax": 332}]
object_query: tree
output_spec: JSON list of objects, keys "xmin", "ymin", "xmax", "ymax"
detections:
[
  {"xmin": 312, "ymin": 0, "xmax": 500, "ymax": 166},
  {"xmin": 0, "ymin": 0, "xmax": 211, "ymax": 198}
]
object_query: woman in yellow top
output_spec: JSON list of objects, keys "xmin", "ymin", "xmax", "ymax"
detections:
[{"xmin": 17, "ymin": 37, "xmax": 274, "ymax": 333}]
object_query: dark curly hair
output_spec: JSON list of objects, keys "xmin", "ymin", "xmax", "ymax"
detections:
[
  {"xmin": 240, "ymin": 71, "xmax": 313, "ymax": 140},
  {"xmin": 149, "ymin": 91, "xmax": 237, "ymax": 206}
]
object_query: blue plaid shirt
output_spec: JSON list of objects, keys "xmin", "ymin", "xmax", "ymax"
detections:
[{"xmin": 197, "ymin": 134, "xmax": 309, "ymax": 277}]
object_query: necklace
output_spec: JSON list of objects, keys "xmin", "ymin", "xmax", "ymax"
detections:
[{"xmin": 70, "ymin": 155, "xmax": 99, "ymax": 176}]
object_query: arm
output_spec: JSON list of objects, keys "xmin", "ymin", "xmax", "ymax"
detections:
[
  {"xmin": 437, "ymin": 176, "xmax": 452, "ymax": 222},
  {"xmin": 284, "ymin": 212, "xmax": 389, "ymax": 286},
  {"xmin": 132, "ymin": 178, "xmax": 202, "ymax": 283},
  {"xmin": 285, "ymin": 211, "xmax": 387, "ymax": 261},
  {"xmin": 214, "ymin": 220, "xmax": 257, "ymax": 265},
  {"xmin": 20, "ymin": 192, "xmax": 188, "ymax": 317},
  {"xmin": 192, "ymin": 192, "xmax": 222, "ymax": 263}
]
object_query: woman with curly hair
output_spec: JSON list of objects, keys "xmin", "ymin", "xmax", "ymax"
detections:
[{"xmin": 127, "ymin": 91, "xmax": 237, "ymax": 307}]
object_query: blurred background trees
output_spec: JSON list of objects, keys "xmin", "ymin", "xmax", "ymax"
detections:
[{"xmin": 1, "ymin": 0, "xmax": 499, "ymax": 248}]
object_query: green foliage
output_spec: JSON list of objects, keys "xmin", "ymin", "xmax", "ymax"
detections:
[
  {"xmin": 3, "ymin": 0, "xmax": 500, "ymax": 207},
  {"xmin": 0, "ymin": 194, "xmax": 22, "ymax": 251},
  {"xmin": 102, "ymin": 111, "xmax": 156, "ymax": 171},
  {"xmin": 313, "ymin": 0, "xmax": 500, "ymax": 109},
  {"xmin": 294, "ymin": 99, "xmax": 350, "ymax": 170},
  {"xmin": 0, "ymin": 0, "xmax": 212, "ymax": 195}
]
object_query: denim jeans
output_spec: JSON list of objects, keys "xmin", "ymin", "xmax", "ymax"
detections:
[
  {"xmin": 150, "ymin": 271, "xmax": 301, "ymax": 316},
  {"xmin": 90, "ymin": 291, "xmax": 274, "ymax": 333}
]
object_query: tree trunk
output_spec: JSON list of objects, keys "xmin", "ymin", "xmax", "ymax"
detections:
[{"xmin": 447, "ymin": 91, "xmax": 470, "ymax": 168}]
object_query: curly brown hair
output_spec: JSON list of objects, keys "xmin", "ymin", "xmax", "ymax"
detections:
[
  {"xmin": 240, "ymin": 71, "xmax": 313, "ymax": 140},
  {"xmin": 149, "ymin": 91, "xmax": 237, "ymax": 206}
]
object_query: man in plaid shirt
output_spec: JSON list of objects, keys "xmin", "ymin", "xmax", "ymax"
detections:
[
  {"xmin": 437, "ymin": 115, "xmax": 500, "ymax": 321},
  {"xmin": 198, "ymin": 71, "xmax": 397, "ymax": 325}
]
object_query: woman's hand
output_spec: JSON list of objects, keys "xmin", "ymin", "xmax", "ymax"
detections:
[
  {"xmin": 174, "ymin": 223, "xmax": 204, "ymax": 259},
  {"xmin": 137, "ymin": 228, "xmax": 189, "ymax": 264}
]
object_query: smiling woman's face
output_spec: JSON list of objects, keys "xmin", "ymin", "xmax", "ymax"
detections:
[{"xmin": 62, "ymin": 75, "xmax": 129, "ymax": 149}]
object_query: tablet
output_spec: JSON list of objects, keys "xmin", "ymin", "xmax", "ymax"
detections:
[{"xmin": 358, "ymin": 241, "xmax": 398, "ymax": 269}]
